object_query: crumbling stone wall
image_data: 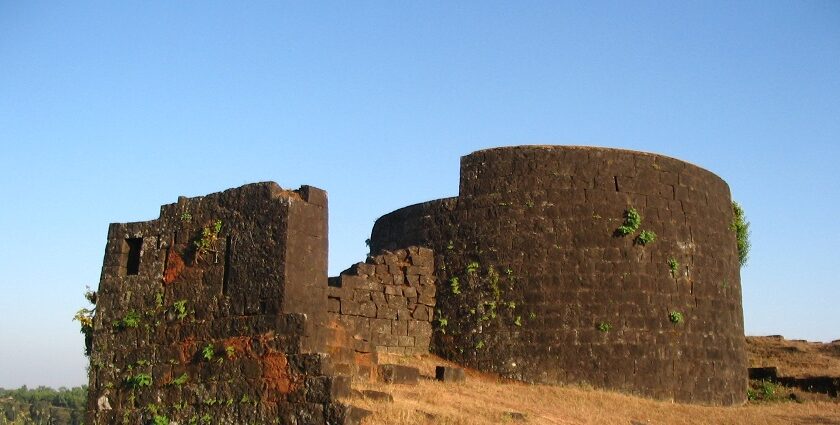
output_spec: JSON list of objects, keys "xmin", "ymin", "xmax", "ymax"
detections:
[
  {"xmin": 326, "ymin": 247, "xmax": 436, "ymax": 356},
  {"xmin": 86, "ymin": 183, "xmax": 354, "ymax": 424},
  {"xmin": 370, "ymin": 146, "xmax": 747, "ymax": 405}
]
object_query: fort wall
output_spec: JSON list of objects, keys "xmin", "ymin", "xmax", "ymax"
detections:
[
  {"xmin": 370, "ymin": 145, "xmax": 747, "ymax": 405},
  {"xmin": 326, "ymin": 247, "xmax": 436, "ymax": 357},
  {"xmin": 86, "ymin": 183, "xmax": 354, "ymax": 424}
]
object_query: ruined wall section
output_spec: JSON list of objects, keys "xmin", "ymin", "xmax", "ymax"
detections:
[
  {"xmin": 370, "ymin": 146, "xmax": 747, "ymax": 405},
  {"xmin": 87, "ymin": 182, "xmax": 352, "ymax": 425},
  {"xmin": 325, "ymin": 247, "xmax": 436, "ymax": 358}
]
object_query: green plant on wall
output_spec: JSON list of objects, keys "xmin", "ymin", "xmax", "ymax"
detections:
[
  {"xmin": 615, "ymin": 207, "xmax": 656, "ymax": 245},
  {"xmin": 668, "ymin": 311, "xmax": 684, "ymax": 324},
  {"xmin": 616, "ymin": 208, "xmax": 642, "ymax": 235},
  {"xmin": 449, "ymin": 276, "xmax": 461, "ymax": 295},
  {"xmin": 170, "ymin": 373, "xmax": 189, "ymax": 386},
  {"xmin": 113, "ymin": 310, "xmax": 141, "ymax": 330},
  {"xmin": 635, "ymin": 230, "xmax": 656, "ymax": 245},
  {"xmin": 125, "ymin": 372, "xmax": 152, "ymax": 389},
  {"xmin": 436, "ymin": 313, "xmax": 448, "ymax": 334},
  {"xmin": 597, "ymin": 322, "xmax": 612, "ymax": 332},
  {"xmin": 173, "ymin": 300, "xmax": 188, "ymax": 320},
  {"xmin": 202, "ymin": 343, "xmax": 215, "ymax": 361},
  {"xmin": 465, "ymin": 261, "xmax": 480, "ymax": 276},
  {"xmin": 194, "ymin": 219, "xmax": 223, "ymax": 260},
  {"xmin": 667, "ymin": 258, "xmax": 680, "ymax": 277},
  {"xmin": 731, "ymin": 201, "xmax": 751, "ymax": 267}
]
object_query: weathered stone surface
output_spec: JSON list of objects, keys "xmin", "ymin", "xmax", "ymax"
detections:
[
  {"xmin": 325, "ymin": 248, "xmax": 436, "ymax": 355},
  {"xmin": 86, "ymin": 183, "xmax": 351, "ymax": 424},
  {"xmin": 378, "ymin": 364, "xmax": 420, "ymax": 385},
  {"xmin": 435, "ymin": 366, "xmax": 465, "ymax": 382},
  {"xmin": 359, "ymin": 390, "xmax": 394, "ymax": 402},
  {"xmin": 370, "ymin": 146, "xmax": 747, "ymax": 405}
]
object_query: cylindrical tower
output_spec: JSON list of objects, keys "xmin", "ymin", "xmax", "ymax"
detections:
[{"xmin": 370, "ymin": 146, "xmax": 746, "ymax": 405}]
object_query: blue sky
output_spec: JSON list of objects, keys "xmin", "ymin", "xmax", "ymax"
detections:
[{"xmin": 1, "ymin": 1, "xmax": 838, "ymax": 388}]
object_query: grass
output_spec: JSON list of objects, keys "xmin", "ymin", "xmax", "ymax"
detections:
[
  {"xmin": 346, "ymin": 354, "xmax": 840, "ymax": 425},
  {"xmin": 747, "ymin": 335, "xmax": 840, "ymax": 377}
]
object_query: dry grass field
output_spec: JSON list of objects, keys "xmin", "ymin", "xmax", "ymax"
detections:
[
  {"xmin": 341, "ymin": 337, "xmax": 840, "ymax": 425},
  {"xmin": 748, "ymin": 336, "xmax": 840, "ymax": 377}
]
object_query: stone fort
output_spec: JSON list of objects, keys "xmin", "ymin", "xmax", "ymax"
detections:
[{"xmin": 85, "ymin": 146, "xmax": 747, "ymax": 424}]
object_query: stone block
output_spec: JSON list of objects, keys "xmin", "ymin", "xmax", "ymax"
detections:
[
  {"xmin": 353, "ymin": 289, "xmax": 372, "ymax": 302},
  {"xmin": 376, "ymin": 305, "xmax": 397, "ymax": 320},
  {"xmin": 327, "ymin": 297, "xmax": 340, "ymax": 313},
  {"xmin": 359, "ymin": 389, "xmax": 394, "ymax": 402},
  {"xmin": 398, "ymin": 336, "xmax": 415, "ymax": 347},
  {"xmin": 378, "ymin": 364, "xmax": 420, "ymax": 385},
  {"xmin": 391, "ymin": 320, "xmax": 408, "ymax": 336},
  {"xmin": 411, "ymin": 305, "xmax": 430, "ymax": 321},
  {"xmin": 340, "ymin": 300, "xmax": 361, "ymax": 316},
  {"xmin": 403, "ymin": 286, "xmax": 418, "ymax": 298},
  {"xmin": 359, "ymin": 301, "xmax": 377, "ymax": 318},
  {"xmin": 435, "ymin": 366, "xmax": 465, "ymax": 382}
]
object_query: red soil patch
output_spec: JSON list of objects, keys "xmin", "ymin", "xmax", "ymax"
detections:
[
  {"xmin": 221, "ymin": 336, "xmax": 251, "ymax": 360},
  {"xmin": 163, "ymin": 247, "xmax": 185, "ymax": 285},
  {"xmin": 177, "ymin": 338, "xmax": 196, "ymax": 364},
  {"xmin": 261, "ymin": 352, "xmax": 298, "ymax": 401}
]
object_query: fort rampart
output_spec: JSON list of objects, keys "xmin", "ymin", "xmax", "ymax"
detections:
[
  {"xmin": 370, "ymin": 146, "xmax": 747, "ymax": 405},
  {"xmin": 86, "ymin": 145, "xmax": 748, "ymax": 424}
]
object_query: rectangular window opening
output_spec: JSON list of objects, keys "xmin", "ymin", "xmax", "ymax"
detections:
[{"xmin": 125, "ymin": 237, "xmax": 143, "ymax": 275}]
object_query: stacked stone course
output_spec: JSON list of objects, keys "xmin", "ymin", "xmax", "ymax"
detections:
[
  {"xmin": 326, "ymin": 247, "xmax": 436, "ymax": 355},
  {"xmin": 86, "ymin": 183, "xmax": 357, "ymax": 425},
  {"xmin": 370, "ymin": 145, "xmax": 747, "ymax": 405},
  {"xmin": 87, "ymin": 144, "xmax": 749, "ymax": 422}
]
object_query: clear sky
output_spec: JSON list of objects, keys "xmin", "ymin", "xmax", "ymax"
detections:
[{"xmin": 1, "ymin": 1, "xmax": 838, "ymax": 388}]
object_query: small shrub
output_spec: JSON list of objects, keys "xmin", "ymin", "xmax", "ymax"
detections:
[
  {"xmin": 436, "ymin": 309, "xmax": 449, "ymax": 334},
  {"xmin": 73, "ymin": 308, "xmax": 95, "ymax": 355},
  {"xmin": 449, "ymin": 276, "xmax": 461, "ymax": 294},
  {"xmin": 84, "ymin": 287, "xmax": 97, "ymax": 305},
  {"xmin": 667, "ymin": 258, "xmax": 680, "ymax": 277},
  {"xmin": 668, "ymin": 311, "xmax": 684, "ymax": 324},
  {"xmin": 170, "ymin": 373, "xmax": 188, "ymax": 386},
  {"xmin": 731, "ymin": 201, "xmax": 751, "ymax": 267},
  {"xmin": 616, "ymin": 207, "xmax": 642, "ymax": 235},
  {"xmin": 597, "ymin": 322, "xmax": 612, "ymax": 332},
  {"xmin": 180, "ymin": 212, "xmax": 192, "ymax": 223},
  {"xmin": 225, "ymin": 345, "xmax": 236, "ymax": 359},
  {"xmin": 113, "ymin": 311, "xmax": 141, "ymax": 330},
  {"xmin": 125, "ymin": 373, "xmax": 152, "ymax": 389},
  {"xmin": 202, "ymin": 344, "xmax": 215, "ymax": 361},
  {"xmin": 173, "ymin": 300, "xmax": 188, "ymax": 320},
  {"xmin": 760, "ymin": 380, "xmax": 777, "ymax": 399},
  {"xmin": 194, "ymin": 219, "xmax": 223, "ymax": 259},
  {"xmin": 466, "ymin": 261, "xmax": 480, "ymax": 276},
  {"xmin": 748, "ymin": 379, "xmax": 782, "ymax": 402},
  {"xmin": 636, "ymin": 230, "xmax": 657, "ymax": 245}
]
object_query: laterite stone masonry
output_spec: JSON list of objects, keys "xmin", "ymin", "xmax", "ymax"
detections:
[
  {"xmin": 87, "ymin": 145, "xmax": 748, "ymax": 424},
  {"xmin": 371, "ymin": 146, "xmax": 747, "ymax": 405}
]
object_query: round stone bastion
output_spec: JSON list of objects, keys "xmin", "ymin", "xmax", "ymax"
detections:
[{"xmin": 370, "ymin": 145, "xmax": 746, "ymax": 405}]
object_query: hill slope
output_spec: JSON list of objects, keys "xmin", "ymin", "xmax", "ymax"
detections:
[{"xmin": 344, "ymin": 338, "xmax": 840, "ymax": 425}]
